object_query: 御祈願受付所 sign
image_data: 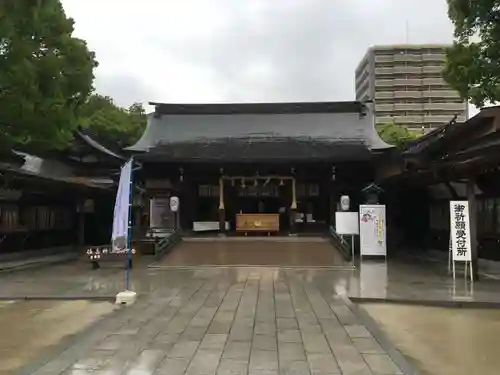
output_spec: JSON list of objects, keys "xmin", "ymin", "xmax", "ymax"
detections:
[{"xmin": 450, "ymin": 201, "xmax": 471, "ymax": 262}]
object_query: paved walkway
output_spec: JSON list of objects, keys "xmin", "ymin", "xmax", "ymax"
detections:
[
  {"xmin": 1, "ymin": 239, "xmax": 500, "ymax": 374},
  {"xmin": 153, "ymin": 237, "xmax": 347, "ymax": 268},
  {"xmin": 27, "ymin": 268, "xmax": 404, "ymax": 375},
  {"xmin": 0, "ymin": 253, "xmax": 78, "ymax": 273},
  {"xmin": 0, "ymin": 253, "xmax": 498, "ymax": 305}
]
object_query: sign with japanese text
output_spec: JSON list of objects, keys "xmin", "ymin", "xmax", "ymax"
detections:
[
  {"xmin": 359, "ymin": 205, "xmax": 387, "ymax": 257},
  {"xmin": 450, "ymin": 201, "xmax": 472, "ymax": 262}
]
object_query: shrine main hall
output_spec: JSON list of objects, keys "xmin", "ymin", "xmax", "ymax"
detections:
[{"xmin": 126, "ymin": 101, "xmax": 390, "ymax": 235}]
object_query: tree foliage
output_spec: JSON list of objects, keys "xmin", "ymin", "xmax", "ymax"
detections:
[
  {"xmin": 443, "ymin": 0, "xmax": 500, "ymax": 107},
  {"xmin": 0, "ymin": 0, "xmax": 97, "ymax": 152},
  {"xmin": 377, "ymin": 122, "xmax": 421, "ymax": 148},
  {"xmin": 78, "ymin": 94, "xmax": 147, "ymax": 148}
]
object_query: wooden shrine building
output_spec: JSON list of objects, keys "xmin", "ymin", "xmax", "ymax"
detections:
[
  {"xmin": 376, "ymin": 105, "xmax": 500, "ymax": 277},
  {"xmin": 127, "ymin": 101, "xmax": 391, "ymax": 235},
  {"xmin": 0, "ymin": 130, "xmax": 124, "ymax": 256}
]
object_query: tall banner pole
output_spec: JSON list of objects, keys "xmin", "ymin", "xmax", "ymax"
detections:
[
  {"xmin": 125, "ymin": 156, "xmax": 134, "ymax": 291},
  {"xmin": 114, "ymin": 157, "xmax": 137, "ymax": 305}
]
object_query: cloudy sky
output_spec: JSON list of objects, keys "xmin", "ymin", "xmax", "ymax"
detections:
[{"xmin": 61, "ymin": 0, "xmax": 464, "ymax": 111}]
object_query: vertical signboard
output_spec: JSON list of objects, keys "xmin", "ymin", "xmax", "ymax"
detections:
[
  {"xmin": 150, "ymin": 197, "xmax": 174, "ymax": 229},
  {"xmin": 450, "ymin": 201, "xmax": 472, "ymax": 262},
  {"xmin": 359, "ymin": 205, "xmax": 387, "ymax": 257}
]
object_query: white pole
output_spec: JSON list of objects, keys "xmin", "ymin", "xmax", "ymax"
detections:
[{"xmin": 351, "ymin": 234, "xmax": 355, "ymax": 265}]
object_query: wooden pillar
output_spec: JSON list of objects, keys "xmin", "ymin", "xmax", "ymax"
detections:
[
  {"xmin": 289, "ymin": 178, "xmax": 297, "ymax": 234},
  {"xmin": 219, "ymin": 178, "xmax": 225, "ymax": 234},
  {"xmin": 466, "ymin": 179, "xmax": 479, "ymax": 280},
  {"xmin": 77, "ymin": 198, "xmax": 85, "ymax": 251}
]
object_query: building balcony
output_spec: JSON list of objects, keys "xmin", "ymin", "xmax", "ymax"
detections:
[
  {"xmin": 395, "ymin": 115, "xmax": 425, "ymax": 123},
  {"xmin": 354, "ymin": 72, "xmax": 369, "ymax": 86},
  {"xmin": 423, "ymin": 115, "xmax": 455, "ymax": 123},
  {"xmin": 355, "ymin": 83, "xmax": 370, "ymax": 95},
  {"xmin": 375, "ymin": 55, "xmax": 393, "ymax": 63},
  {"xmin": 375, "ymin": 67, "xmax": 393, "ymax": 75},
  {"xmin": 394, "ymin": 91, "xmax": 423, "ymax": 98},
  {"xmin": 394, "ymin": 103, "xmax": 424, "ymax": 111},
  {"xmin": 376, "ymin": 116, "xmax": 396, "ymax": 124},
  {"xmin": 393, "ymin": 54, "xmax": 423, "ymax": 62},
  {"xmin": 376, "ymin": 115, "xmax": 424, "ymax": 124},
  {"xmin": 375, "ymin": 91, "xmax": 394, "ymax": 99},
  {"xmin": 422, "ymin": 90, "xmax": 460, "ymax": 98},
  {"xmin": 423, "ymin": 103, "xmax": 467, "ymax": 111},
  {"xmin": 423, "ymin": 66, "xmax": 443, "ymax": 74},
  {"xmin": 422, "ymin": 78, "xmax": 446, "ymax": 86},
  {"xmin": 375, "ymin": 79, "xmax": 394, "ymax": 87},
  {"xmin": 375, "ymin": 104, "xmax": 395, "ymax": 112},
  {"xmin": 422, "ymin": 53, "xmax": 445, "ymax": 62},
  {"xmin": 393, "ymin": 66, "xmax": 423, "ymax": 74},
  {"xmin": 393, "ymin": 78, "xmax": 422, "ymax": 86}
]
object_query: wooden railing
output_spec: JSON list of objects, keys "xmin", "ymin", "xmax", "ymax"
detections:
[
  {"xmin": 154, "ymin": 230, "xmax": 182, "ymax": 261},
  {"xmin": 328, "ymin": 226, "xmax": 352, "ymax": 261}
]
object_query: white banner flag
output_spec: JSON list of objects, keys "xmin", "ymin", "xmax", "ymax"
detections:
[{"xmin": 111, "ymin": 159, "xmax": 133, "ymax": 251}]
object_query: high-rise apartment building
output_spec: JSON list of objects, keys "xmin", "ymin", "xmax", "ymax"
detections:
[{"xmin": 355, "ymin": 44, "xmax": 468, "ymax": 131}]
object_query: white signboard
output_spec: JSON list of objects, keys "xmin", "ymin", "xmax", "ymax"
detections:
[
  {"xmin": 170, "ymin": 196, "xmax": 180, "ymax": 212},
  {"xmin": 335, "ymin": 212, "xmax": 359, "ymax": 235},
  {"xmin": 450, "ymin": 201, "xmax": 472, "ymax": 262},
  {"xmin": 359, "ymin": 205, "xmax": 387, "ymax": 257},
  {"xmin": 150, "ymin": 197, "xmax": 173, "ymax": 228}
]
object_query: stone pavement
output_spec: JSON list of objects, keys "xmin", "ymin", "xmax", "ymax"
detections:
[
  {"xmin": 1, "ymin": 250, "xmax": 499, "ymax": 305},
  {"xmin": 152, "ymin": 238, "xmax": 346, "ymax": 267},
  {"xmin": 26, "ymin": 267, "xmax": 405, "ymax": 375},
  {"xmin": 2, "ymin": 240, "xmax": 500, "ymax": 374},
  {"xmin": 0, "ymin": 252, "xmax": 78, "ymax": 273}
]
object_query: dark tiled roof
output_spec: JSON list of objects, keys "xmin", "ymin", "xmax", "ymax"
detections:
[
  {"xmin": 0, "ymin": 151, "xmax": 111, "ymax": 190},
  {"xmin": 127, "ymin": 101, "xmax": 391, "ymax": 161},
  {"xmin": 150, "ymin": 101, "xmax": 367, "ymax": 115},
  {"xmin": 141, "ymin": 137, "xmax": 373, "ymax": 162},
  {"xmin": 75, "ymin": 129, "xmax": 126, "ymax": 161}
]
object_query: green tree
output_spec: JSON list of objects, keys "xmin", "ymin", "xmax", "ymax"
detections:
[
  {"xmin": 78, "ymin": 94, "xmax": 147, "ymax": 148},
  {"xmin": 0, "ymin": 0, "xmax": 98, "ymax": 152},
  {"xmin": 377, "ymin": 122, "xmax": 421, "ymax": 148},
  {"xmin": 443, "ymin": 0, "xmax": 500, "ymax": 107}
]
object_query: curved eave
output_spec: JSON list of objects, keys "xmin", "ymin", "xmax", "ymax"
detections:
[{"xmin": 76, "ymin": 130, "xmax": 127, "ymax": 161}]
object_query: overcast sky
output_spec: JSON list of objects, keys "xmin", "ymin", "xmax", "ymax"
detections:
[{"xmin": 61, "ymin": 0, "xmax": 474, "ymax": 113}]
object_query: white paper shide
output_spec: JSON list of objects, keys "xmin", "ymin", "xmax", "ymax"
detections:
[{"xmin": 450, "ymin": 201, "xmax": 472, "ymax": 262}]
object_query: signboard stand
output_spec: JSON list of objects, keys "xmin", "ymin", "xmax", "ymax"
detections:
[
  {"xmin": 452, "ymin": 258, "xmax": 473, "ymax": 283},
  {"xmin": 335, "ymin": 211, "xmax": 359, "ymax": 264},
  {"xmin": 359, "ymin": 205, "xmax": 387, "ymax": 259},
  {"xmin": 170, "ymin": 196, "xmax": 180, "ymax": 230},
  {"xmin": 450, "ymin": 201, "xmax": 474, "ymax": 284},
  {"xmin": 447, "ymin": 235, "xmax": 452, "ymax": 275}
]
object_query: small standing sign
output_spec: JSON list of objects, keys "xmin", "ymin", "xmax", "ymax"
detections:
[
  {"xmin": 449, "ymin": 201, "xmax": 473, "ymax": 282},
  {"xmin": 335, "ymin": 211, "xmax": 359, "ymax": 263},
  {"xmin": 170, "ymin": 196, "xmax": 180, "ymax": 212}
]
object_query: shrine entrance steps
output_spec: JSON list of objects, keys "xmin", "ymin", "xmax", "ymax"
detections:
[{"xmin": 150, "ymin": 236, "xmax": 350, "ymax": 268}]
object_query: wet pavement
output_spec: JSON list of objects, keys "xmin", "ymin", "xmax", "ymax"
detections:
[
  {"xmin": 25, "ymin": 267, "xmax": 405, "ymax": 375},
  {"xmin": 0, "ymin": 238, "xmax": 499, "ymax": 374},
  {"xmin": 154, "ymin": 238, "xmax": 347, "ymax": 267},
  {"xmin": 0, "ymin": 300, "xmax": 115, "ymax": 374},
  {"xmin": 363, "ymin": 303, "xmax": 500, "ymax": 375},
  {"xmin": 0, "ymin": 241, "xmax": 499, "ymax": 304}
]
